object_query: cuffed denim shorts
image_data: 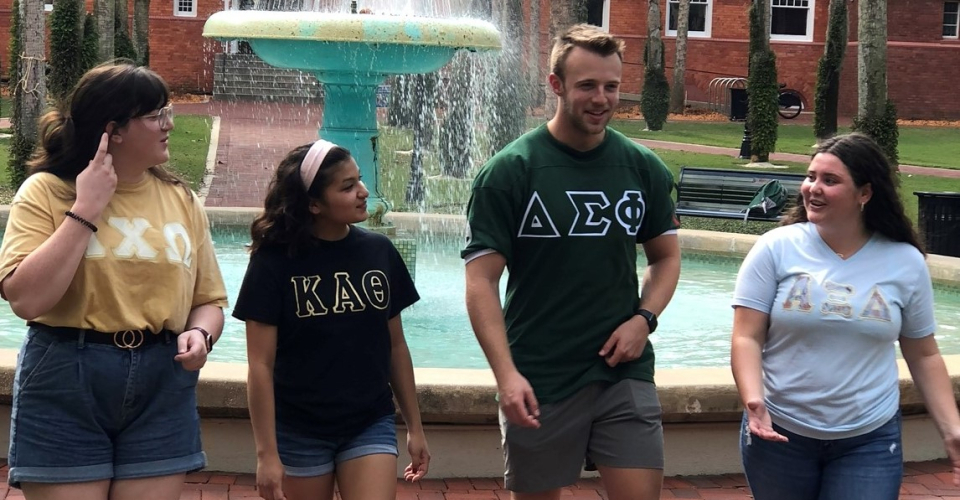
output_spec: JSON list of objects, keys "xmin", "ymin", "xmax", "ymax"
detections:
[
  {"xmin": 277, "ymin": 413, "xmax": 399, "ymax": 477},
  {"xmin": 7, "ymin": 325, "xmax": 206, "ymax": 487}
]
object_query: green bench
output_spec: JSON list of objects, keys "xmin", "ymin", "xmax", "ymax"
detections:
[{"xmin": 675, "ymin": 167, "xmax": 805, "ymax": 221}]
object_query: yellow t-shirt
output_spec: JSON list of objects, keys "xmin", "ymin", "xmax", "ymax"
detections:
[{"xmin": 0, "ymin": 172, "xmax": 229, "ymax": 334}]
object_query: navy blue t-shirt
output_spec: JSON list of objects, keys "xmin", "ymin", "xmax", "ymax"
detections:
[{"xmin": 232, "ymin": 226, "xmax": 420, "ymax": 439}]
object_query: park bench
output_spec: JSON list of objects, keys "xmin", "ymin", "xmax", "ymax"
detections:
[{"xmin": 675, "ymin": 167, "xmax": 806, "ymax": 221}]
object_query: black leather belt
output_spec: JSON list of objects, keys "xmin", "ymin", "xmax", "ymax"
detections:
[{"xmin": 30, "ymin": 323, "xmax": 177, "ymax": 349}]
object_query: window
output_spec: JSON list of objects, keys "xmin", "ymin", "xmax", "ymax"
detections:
[
  {"xmin": 771, "ymin": 0, "xmax": 814, "ymax": 42},
  {"xmin": 946, "ymin": 2, "xmax": 959, "ymax": 38},
  {"xmin": 174, "ymin": 0, "xmax": 197, "ymax": 17},
  {"xmin": 585, "ymin": 0, "xmax": 610, "ymax": 32},
  {"xmin": 667, "ymin": 0, "xmax": 712, "ymax": 38}
]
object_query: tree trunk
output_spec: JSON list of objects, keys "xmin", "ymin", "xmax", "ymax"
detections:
[
  {"xmin": 528, "ymin": 0, "xmax": 540, "ymax": 111},
  {"xmin": 133, "ymin": 0, "xmax": 150, "ymax": 66},
  {"xmin": 669, "ymin": 0, "xmax": 690, "ymax": 114},
  {"xmin": 18, "ymin": 0, "xmax": 45, "ymax": 146},
  {"xmin": 95, "ymin": 0, "xmax": 114, "ymax": 62},
  {"xmin": 116, "ymin": 0, "xmax": 127, "ymax": 30},
  {"xmin": 544, "ymin": 1, "xmax": 584, "ymax": 117},
  {"xmin": 857, "ymin": 0, "xmax": 886, "ymax": 121},
  {"xmin": 491, "ymin": 0, "xmax": 526, "ymax": 152},
  {"xmin": 646, "ymin": 0, "xmax": 663, "ymax": 72}
]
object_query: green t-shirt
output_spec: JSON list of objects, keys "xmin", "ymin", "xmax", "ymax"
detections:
[{"xmin": 462, "ymin": 124, "xmax": 678, "ymax": 404}]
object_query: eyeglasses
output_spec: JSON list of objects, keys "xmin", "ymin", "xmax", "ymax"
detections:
[{"xmin": 142, "ymin": 105, "xmax": 174, "ymax": 128}]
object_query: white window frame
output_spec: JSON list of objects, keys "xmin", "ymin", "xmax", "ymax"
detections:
[
  {"xmin": 770, "ymin": 0, "xmax": 815, "ymax": 42},
  {"xmin": 945, "ymin": 1, "xmax": 959, "ymax": 39},
  {"xmin": 666, "ymin": 0, "xmax": 713, "ymax": 38},
  {"xmin": 174, "ymin": 0, "xmax": 198, "ymax": 17},
  {"xmin": 586, "ymin": 0, "xmax": 611, "ymax": 32}
]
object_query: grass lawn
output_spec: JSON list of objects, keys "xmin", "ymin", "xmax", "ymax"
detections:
[
  {"xmin": 0, "ymin": 115, "xmax": 211, "ymax": 204},
  {"xmin": 377, "ymin": 124, "xmax": 960, "ymax": 234},
  {"xmin": 610, "ymin": 120, "xmax": 960, "ymax": 170}
]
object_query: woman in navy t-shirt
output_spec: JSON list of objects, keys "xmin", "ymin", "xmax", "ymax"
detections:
[{"xmin": 233, "ymin": 140, "xmax": 429, "ymax": 500}]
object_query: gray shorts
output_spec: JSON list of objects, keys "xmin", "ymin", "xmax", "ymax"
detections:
[{"xmin": 500, "ymin": 379, "xmax": 663, "ymax": 493}]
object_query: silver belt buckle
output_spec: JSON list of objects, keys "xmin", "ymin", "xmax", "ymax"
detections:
[{"xmin": 113, "ymin": 330, "xmax": 145, "ymax": 349}]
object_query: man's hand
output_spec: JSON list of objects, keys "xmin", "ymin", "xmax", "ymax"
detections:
[
  {"xmin": 598, "ymin": 315, "xmax": 649, "ymax": 367},
  {"xmin": 498, "ymin": 370, "xmax": 540, "ymax": 428}
]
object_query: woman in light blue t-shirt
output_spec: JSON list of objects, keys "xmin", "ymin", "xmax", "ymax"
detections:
[{"xmin": 731, "ymin": 133, "xmax": 960, "ymax": 500}]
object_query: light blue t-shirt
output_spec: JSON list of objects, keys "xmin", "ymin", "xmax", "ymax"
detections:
[{"xmin": 733, "ymin": 222, "xmax": 936, "ymax": 439}]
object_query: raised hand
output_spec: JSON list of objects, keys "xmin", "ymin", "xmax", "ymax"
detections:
[{"xmin": 73, "ymin": 132, "xmax": 117, "ymax": 221}]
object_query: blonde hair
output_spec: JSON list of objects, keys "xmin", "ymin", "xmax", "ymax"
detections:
[{"xmin": 549, "ymin": 24, "xmax": 625, "ymax": 82}]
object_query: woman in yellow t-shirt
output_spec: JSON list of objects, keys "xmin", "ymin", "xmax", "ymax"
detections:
[{"xmin": 0, "ymin": 62, "xmax": 228, "ymax": 500}]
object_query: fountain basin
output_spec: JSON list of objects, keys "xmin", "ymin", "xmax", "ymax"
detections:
[{"xmin": 203, "ymin": 11, "xmax": 501, "ymax": 75}]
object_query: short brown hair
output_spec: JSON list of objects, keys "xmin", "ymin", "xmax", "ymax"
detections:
[{"xmin": 549, "ymin": 24, "xmax": 625, "ymax": 82}]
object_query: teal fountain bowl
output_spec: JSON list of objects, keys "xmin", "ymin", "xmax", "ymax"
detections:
[{"xmin": 203, "ymin": 11, "xmax": 501, "ymax": 82}]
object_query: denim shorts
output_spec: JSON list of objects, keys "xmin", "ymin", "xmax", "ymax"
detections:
[
  {"xmin": 8, "ymin": 326, "xmax": 206, "ymax": 487},
  {"xmin": 740, "ymin": 411, "xmax": 903, "ymax": 500},
  {"xmin": 277, "ymin": 413, "xmax": 399, "ymax": 477}
]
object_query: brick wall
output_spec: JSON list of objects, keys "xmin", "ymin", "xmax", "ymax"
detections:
[
  {"xmin": 0, "ymin": 0, "xmax": 958, "ymax": 118},
  {"xmin": 531, "ymin": 0, "xmax": 960, "ymax": 120}
]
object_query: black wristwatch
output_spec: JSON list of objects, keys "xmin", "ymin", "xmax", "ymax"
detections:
[
  {"xmin": 636, "ymin": 308, "xmax": 658, "ymax": 334},
  {"xmin": 190, "ymin": 326, "xmax": 214, "ymax": 353}
]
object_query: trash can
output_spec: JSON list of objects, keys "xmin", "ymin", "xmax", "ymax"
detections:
[
  {"xmin": 915, "ymin": 192, "xmax": 960, "ymax": 257},
  {"xmin": 729, "ymin": 87, "xmax": 748, "ymax": 121}
]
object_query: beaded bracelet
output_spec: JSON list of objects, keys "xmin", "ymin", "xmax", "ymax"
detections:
[{"xmin": 64, "ymin": 211, "xmax": 98, "ymax": 233}]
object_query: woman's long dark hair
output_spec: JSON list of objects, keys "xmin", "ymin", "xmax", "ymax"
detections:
[
  {"xmin": 249, "ymin": 142, "xmax": 351, "ymax": 256},
  {"xmin": 28, "ymin": 60, "xmax": 188, "ymax": 192},
  {"xmin": 781, "ymin": 132, "xmax": 924, "ymax": 254}
]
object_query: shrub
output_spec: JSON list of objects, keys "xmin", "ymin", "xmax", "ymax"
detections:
[
  {"xmin": 813, "ymin": 0, "xmax": 847, "ymax": 140},
  {"xmin": 641, "ymin": 39, "xmax": 670, "ymax": 131},
  {"xmin": 82, "ymin": 14, "xmax": 100, "ymax": 72},
  {"xmin": 49, "ymin": 0, "xmax": 85, "ymax": 103},
  {"xmin": 853, "ymin": 99, "xmax": 900, "ymax": 168}
]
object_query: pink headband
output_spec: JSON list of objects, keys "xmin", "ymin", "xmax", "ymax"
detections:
[{"xmin": 300, "ymin": 139, "xmax": 338, "ymax": 190}]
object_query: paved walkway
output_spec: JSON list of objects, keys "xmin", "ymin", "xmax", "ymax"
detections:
[{"xmin": 0, "ymin": 459, "xmax": 957, "ymax": 499}]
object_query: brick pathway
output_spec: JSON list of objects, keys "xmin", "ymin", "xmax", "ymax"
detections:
[
  {"xmin": 1, "ymin": 460, "xmax": 958, "ymax": 499},
  {"xmin": 174, "ymin": 101, "xmax": 324, "ymax": 208}
]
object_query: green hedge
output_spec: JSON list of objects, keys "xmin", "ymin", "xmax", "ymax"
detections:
[
  {"xmin": 49, "ymin": 0, "xmax": 85, "ymax": 104},
  {"xmin": 641, "ymin": 39, "xmax": 670, "ymax": 131},
  {"xmin": 853, "ymin": 99, "xmax": 900, "ymax": 168}
]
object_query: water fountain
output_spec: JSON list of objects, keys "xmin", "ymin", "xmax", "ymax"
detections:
[{"xmin": 202, "ymin": 7, "xmax": 502, "ymax": 228}]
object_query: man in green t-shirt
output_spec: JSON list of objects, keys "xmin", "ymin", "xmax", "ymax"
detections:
[{"xmin": 462, "ymin": 24, "xmax": 681, "ymax": 500}]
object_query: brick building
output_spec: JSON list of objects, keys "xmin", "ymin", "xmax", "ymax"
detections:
[
  {"xmin": 577, "ymin": 0, "xmax": 960, "ymax": 120},
  {"xmin": 0, "ymin": 0, "xmax": 957, "ymax": 119}
]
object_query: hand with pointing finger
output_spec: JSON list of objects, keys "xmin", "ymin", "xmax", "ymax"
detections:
[{"xmin": 72, "ymin": 131, "xmax": 117, "ymax": 222}]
